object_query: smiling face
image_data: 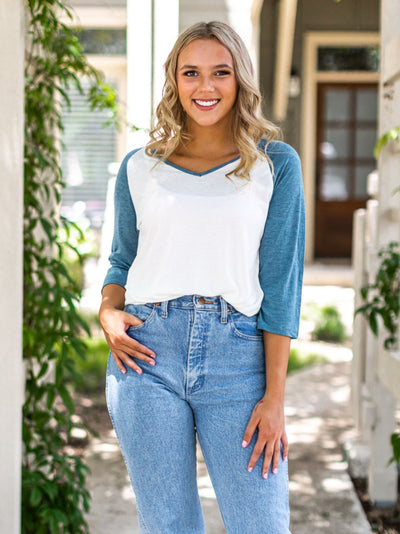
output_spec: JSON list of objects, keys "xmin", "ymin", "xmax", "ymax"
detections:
[{"xmin": 176, "ymin": 38, "xmax": 238, "ymax": 131}]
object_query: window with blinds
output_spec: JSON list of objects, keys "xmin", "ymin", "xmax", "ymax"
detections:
[{"xmin": 60, "ymin": 80, "xmax": 117, "ymax": 228}]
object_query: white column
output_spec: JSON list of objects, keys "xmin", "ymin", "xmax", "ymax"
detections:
[
  {"xmin": 0, "ymin": 0, "xmax": 24, "ymax": 532},
  {"xmin": 153, "ymin": 0, "xmax": 179, "ymax": 110},
  {"xmin": 126, "ymin": 0, "xmax": 179, "ymax": 150},
  {"xmin": 126, "ymin": 0, "xmax": 153, "ymax": 148}
]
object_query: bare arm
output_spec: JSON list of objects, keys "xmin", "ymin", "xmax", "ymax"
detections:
[
  {"xmin": 99, "ymin": 284, "xmax": 156, "ymax": 374},
  {"xmin": 242, "ymin": 331, "xmax": 290, "ymax": 478}
]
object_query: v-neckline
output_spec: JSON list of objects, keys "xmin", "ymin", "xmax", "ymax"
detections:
[{"xmin": 162, "ymin": 155, "xmax": 240, "ymax": 177}]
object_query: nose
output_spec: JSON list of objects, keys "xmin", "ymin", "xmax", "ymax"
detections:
[{"xmin": 198, "ymin": 75, "xmax": 214, "ymax": 92}]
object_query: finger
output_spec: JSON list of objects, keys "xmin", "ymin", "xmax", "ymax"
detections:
[
  {"xmin": 262, "ymin": 442, "xmax": 275, "ymax": 479},
  {"xmin": 281, "ymin": 433, "xmax": 289, "ymax": 461},
  {"xmin": 242, "ymin": 416, "xmax": 259, "ymax": 448},
  {"xmin": 113, "ymin": 350, "xmax": 143, "ymax": 375},
  {"xmin": 118, "ymin": 346, "xmax": 157, "ymax": 370},
  {"xmin": 130, "ymin": 349, "xmax": 156, "ymax": 366},
  {"xmin": 271, "ymin": 440, "xmax": 281, "ymax": 475},
  {"xmin": 116, "ymin": 337, "xmax": 156, "ymax": 361},
  {"xmin": 111, "ymin": 352, "xmax": 128, "ymax": 374},
  {"xmin": 247, "ymin": 437, "xmax": 266, "ymax": 473}
]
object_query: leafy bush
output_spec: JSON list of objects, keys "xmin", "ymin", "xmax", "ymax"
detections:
[
  {"xmin": 287, "ymin": 348, "xmax": 327, "ymax": 374},
  {"xmin": 312, "ymin": 305, "xmax": 347, "ymax": 343},
  {"xmin": 356, "ymin": 241, "xmax": 400, "ymax": 349},
  {"xmin": 65, "ymin": 337, "xmax": 109, "ymax": 393}
]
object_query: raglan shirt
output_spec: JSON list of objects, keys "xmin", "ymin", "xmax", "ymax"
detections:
[{"xmin": 102, "ymin": 139, "xmax": 305, "ymax": 339}]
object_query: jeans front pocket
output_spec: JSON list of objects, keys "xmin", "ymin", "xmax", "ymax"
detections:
[
  {"xmin": 125, "ymin": 303, "xmax": 157, "ymax": 333},
  {"xmin": 229, "ymin": 310, "xmax": 263, "ymax": 341}
]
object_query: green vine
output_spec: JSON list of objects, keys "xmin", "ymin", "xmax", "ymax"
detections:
[
  {"xmin": 23, "ymin": 1, "xmax": 121, "ymax": 532},
  {"xmin": 356, "ymin": 242, "xmax": 400, "ymax": 350},
  {"xmin": 374, "ymin": 125, "xmax": 400, "ymax": 159},
  {"xmin": 374, "ymin": 126, "xmax": 400, "ymax": 195}
]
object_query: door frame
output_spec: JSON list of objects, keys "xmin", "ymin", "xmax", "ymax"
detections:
[{"xmin": 300, "ymin": 31, "xmax": 379, "ymax": 263}]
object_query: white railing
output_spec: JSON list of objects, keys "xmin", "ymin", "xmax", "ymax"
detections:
[
  {"xmin": 352, "ymin": 180, "xmax": 398, "ymax": 505},
  {"xmin": 351, "ymin": 0, "xmax": 400, "ymax": 505}
]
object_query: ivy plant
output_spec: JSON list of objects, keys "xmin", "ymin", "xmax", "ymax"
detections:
[
  {"xmin": 374, "ymin": 125, "xmax": 400, "ymax": 195},
  {"xmin": 23, "ymin": 0, "xmax": 123, "ymax": 532},
  {"xmin": 374, "ymin": 125, "xmax": 400, "ymax": 159},
  {"xmin": 360, "ymin": 127, "xmax": 400, "ymax": 473},
  {"xmin": 356, "ymin": 241, "xmax": 400, "ymax": 350}
]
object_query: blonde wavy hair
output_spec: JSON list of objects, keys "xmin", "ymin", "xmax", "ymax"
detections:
[{"xmin": 145, "ymin": 21, "xmax": 281, "ymax": 179}]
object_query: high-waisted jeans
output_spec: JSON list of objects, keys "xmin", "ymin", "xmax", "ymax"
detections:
[{"xmin": 106, "ymin": 295, "xmax": 291, "ymax": 534}]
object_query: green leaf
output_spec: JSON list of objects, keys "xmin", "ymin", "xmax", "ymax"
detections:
[
  {"xmin": 29, "ymin": 486, "xmax": 42, "ymax": 507},
  {"xmin": 368, "ymin": 312, "xmax": 378, "ymax": 336},
  {"xmin": 37, "ymin": 362, "xmax": 49, "ymax": 380},
  {"xmin": 388, "ymin": 432, "xmax": 400, "ymax": 465},
  {"xmin": 59, "ymin": 384, "xmax": 74, "ymax": 414}
]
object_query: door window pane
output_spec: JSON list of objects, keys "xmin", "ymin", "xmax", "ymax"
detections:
[
  {"xmin": 355, "ymin": 165, "xmax": 375, "ymax": 199},
  {"xmin": 72, "ymin": 28, "xmax": 127, "ymax": 55},
  {"xmin": 325, "ymin": 89, "xmax": 351, "ymax": 122},
  {"xmin": 321, "ymin": 128, "xmax": 351, "ymax": 159},
  {"xmin": 356, "ymin": 88, "xmax": 378, "ymax": 121},
  {"xmin": 355, "ymin": 128, "xmax": 377, "ymax": 158},
  {"xmin": 318, "ymin": 46, "xmax": 379, "ymax": 72},
  {"xmin": 320, "ymin": 165, "xmax": 350, "ymax": 201}
]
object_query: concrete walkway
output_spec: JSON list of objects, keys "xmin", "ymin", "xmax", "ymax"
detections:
[{"xmin": 84, "ymin": 281, "xmax": 372, "ymax": 533}]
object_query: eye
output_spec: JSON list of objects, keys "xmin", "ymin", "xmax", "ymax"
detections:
[
  {"xmin": 215, "ymin": 70, "xmax": 231, "ymax": 76},
  {"xmin": 182, "ymin": 70, "xmax": 198, "ymax": 77}
]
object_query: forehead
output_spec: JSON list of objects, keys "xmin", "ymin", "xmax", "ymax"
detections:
[{"xmin": 177, "ymin": 38, "xmax": 233, "ymax": 66}]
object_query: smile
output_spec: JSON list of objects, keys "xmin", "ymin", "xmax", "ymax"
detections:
[{"xmin": 193, "ymin": 99, "xmax": 220, "ymax": 108}]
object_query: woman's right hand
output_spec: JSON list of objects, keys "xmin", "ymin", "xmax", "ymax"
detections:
[{"xmin": 99, "ymin": 304, "xmax": 157, "ymax": 375}]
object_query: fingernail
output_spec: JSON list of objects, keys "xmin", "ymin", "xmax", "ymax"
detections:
[
  {"xmin": 283, "ymin": 456, "xmax": 288, "ymax": 462},
  {"xmin": 151, "ymin": 353, "xmax": 156, "ymax": 358},
  {"xmin": 247, "ymin": 466, "xmax": 253, "ymax": 473},
  {"xmin": 242, "ymin": 440, "xmax": 248, "ymax": 448},
  {"xmin": 273, "ymin": 467, "xmax": 278, "ymax": 474},
  {"xmin": 121, "ymin": 369, "xmax": 127, "ymax": 374},
  {"xmin": 263, "ymin": 472, "xmax": 268, "ymax": 479},
  {"xmin": 136, "ymin": 369, "xmax": 142, "ymax": 375},
  {"xmin": 149, "ymin": 360, "xmax": 155, "ymax": 366}
]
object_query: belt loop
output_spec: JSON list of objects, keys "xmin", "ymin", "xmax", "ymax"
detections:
[
  {"xmin": 161, "ymin": 300, "xmax": 168, "ymax": 318},
  {"xmin": 220, "ymin": 297, "xmax": 227, "ymax": 324}
]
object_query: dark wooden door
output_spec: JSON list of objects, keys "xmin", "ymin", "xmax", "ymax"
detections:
[{"xmin": 315, "ymin": 83, "xmax": 378, "ymax": 258}]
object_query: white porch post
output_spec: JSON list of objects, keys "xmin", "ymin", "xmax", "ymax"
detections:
[
  {"xmin": 126, "ymin": 0, "xmax": 179, "ymax": 149},
  {"xmin": 366, "ymin": 0, "xmax": 400, "ymax": 505},
  {"xmin": 126, "ymin": 0, "xmax": 153, "ymax": 148},
  {"xmin": 0, "ymin": 0, "xmax": 24, "ymax": 531}
]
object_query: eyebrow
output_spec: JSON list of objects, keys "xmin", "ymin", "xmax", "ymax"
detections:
[{"xmin": 179, "ymin": 63, "xmax": 233, "ymax": 71}]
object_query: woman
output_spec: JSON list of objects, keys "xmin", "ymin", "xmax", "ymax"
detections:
[{"xmin": 100, "ymin": 20, "xmax": 305, "ymax": 534}]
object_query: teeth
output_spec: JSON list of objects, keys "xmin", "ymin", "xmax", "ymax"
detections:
[{"xmin": 194, "ymin": 99, "xmax": 219, "ymax": 107}]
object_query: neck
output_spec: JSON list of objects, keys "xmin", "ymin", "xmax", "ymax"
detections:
[{"xmin": 183, "ymin": 117, "xmax": 237, "ymax": 157}]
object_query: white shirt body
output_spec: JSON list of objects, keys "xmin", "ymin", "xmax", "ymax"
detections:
[{"xmin": 124, "ymin": 149, "xmax": 273, "ymax": 316}]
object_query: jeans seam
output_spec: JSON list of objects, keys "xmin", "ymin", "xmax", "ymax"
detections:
[{"xmin": 137, "ymin": 506, "xmax": 152, "ymax": 534}]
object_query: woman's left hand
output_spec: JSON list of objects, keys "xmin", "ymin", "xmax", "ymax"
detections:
[{"xmin": 242, "ymin": 394, "xmax": 288, "ymax": 479}]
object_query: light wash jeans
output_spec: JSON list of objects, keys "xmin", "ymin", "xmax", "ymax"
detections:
[{"xmin": 106, "ymin": 295, "xmax": 291, "ymax": 534}]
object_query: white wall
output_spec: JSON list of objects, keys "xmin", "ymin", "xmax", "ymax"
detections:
[{"xmin": 0, "ymin": 0, "xmax": 24, "ymax": 531}]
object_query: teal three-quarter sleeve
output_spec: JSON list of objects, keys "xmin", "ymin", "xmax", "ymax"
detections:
[
  {"xmin": 257, "ymin": 140, "xmax": 306, "ymax": 338},
  {"xmin": 102, "ymin": 149, "xmax": 140, "ymax": 291}
]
